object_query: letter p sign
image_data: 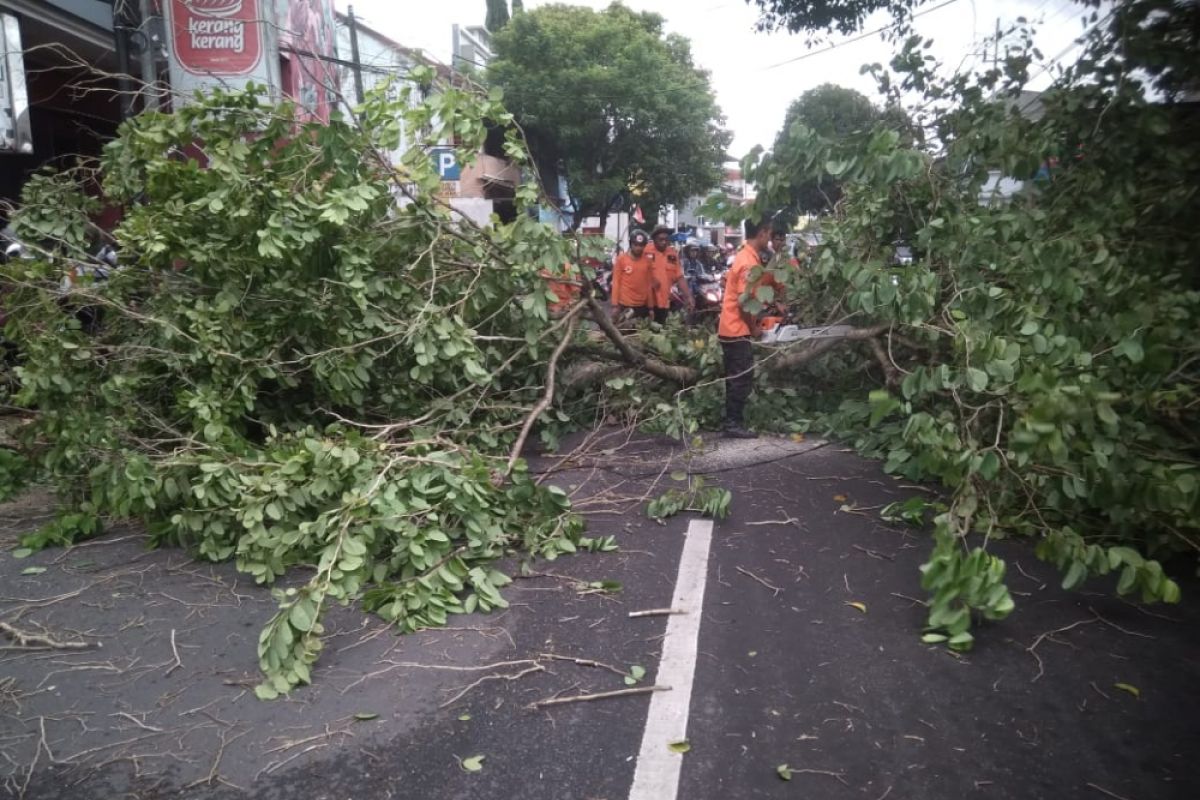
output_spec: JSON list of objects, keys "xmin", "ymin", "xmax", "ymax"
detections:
[{"xmin": 432, "ymin": 148, "xmax": 460, "ymax": 180}]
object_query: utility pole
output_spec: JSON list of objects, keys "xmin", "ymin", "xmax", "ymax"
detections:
[
  {"xmin": 347, "ymin": 6, "xmax": 366, "ymax": 105},
  {"xmin": 138, "ymin": 0, "xmax": 160, "ymax": 111},
  {"xmin": 993, "ymin": 17, "xmax": 1001, "ymax": 71}
]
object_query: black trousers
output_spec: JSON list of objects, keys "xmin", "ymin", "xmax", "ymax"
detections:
[
  {"xmin": 619, "ymin": 305, "xmax": 650, "ymax": 320},
  {"xmin": 720, "ymin": 337, "xmax": 754, "ymax": 425},
  {"xmin": 652, "ymin": 307, "xmax": 669, "ymax": 324}
]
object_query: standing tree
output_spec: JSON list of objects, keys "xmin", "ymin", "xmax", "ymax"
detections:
[
  {"xmin": 511, "ymin": 0, "xmax": 524, "ymax": 13},
  {"xmin": 771, "ymin": 83, "xmax": 908, "ymax": 214},
  {"xmin": 486, "ymin": 0, "xmax": 509, "ymax": 32},
  {"xmin": 488, "ymin": 3, "xmax": 731, "ymax": 230}
]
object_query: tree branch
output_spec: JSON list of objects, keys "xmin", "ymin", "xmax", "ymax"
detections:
[{"xmin": 585, "ymin": 297, "xmax": 698, "ymax": 385}]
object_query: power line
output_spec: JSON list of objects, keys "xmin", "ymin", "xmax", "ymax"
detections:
[{"xmin": 762, "ymin": 0, "xmax": 966, "ymax": 71}]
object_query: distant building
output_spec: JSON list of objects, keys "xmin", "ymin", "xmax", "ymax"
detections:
[
  {"xmin": 676, "ymin": 166, "xmax": 755, "ymax": 247},
  {"xmin": 451, "ymin": 23, "xmax": 492, "ymax": 72}
]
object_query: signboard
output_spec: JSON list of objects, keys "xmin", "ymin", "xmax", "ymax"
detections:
[
  {"xmin": 0, "ymin": 12, "xmax": 32, "ymax": 154},
  {"xmin": 431, "ymin": 148, "xmax": 461, "ymax": 181},
  {"xmin": 437, "ymin": 181, "xmax": 461, "ymax": 198},
  {"xmin": 168, "ymin": 0, "xmax": 264, "ymax": 76},
  {"xmin": 165, "ymin": 0, "xmax": 274, "ymax": 99}
]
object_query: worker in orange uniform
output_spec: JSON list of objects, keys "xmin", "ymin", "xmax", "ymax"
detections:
[
  {"xmin": 717, "ymin": 218, "xmax": 780, "ymax": 438},
  {"xmin": 610, "ymin": 229, "xmax": 654, "ymax": 322},
  {"xmin": 650, "ymin": 225, "xmax": 693, "ymax": 324}
]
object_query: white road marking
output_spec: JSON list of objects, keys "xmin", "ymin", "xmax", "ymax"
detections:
[{"xmin": 628, "ymin": 519, "xmax": 714, "ymax": 800}]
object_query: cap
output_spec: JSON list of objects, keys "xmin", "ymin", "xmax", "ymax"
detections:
[{"xmin": 629, "ymin": 229, "xmax": 649, "ymax": 245}]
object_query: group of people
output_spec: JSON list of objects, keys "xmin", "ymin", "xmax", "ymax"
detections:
[
  {"xmin": 609, "ymin": 226, "xmax": 695, "ymax": 324},
  {"xmin": 607, "ymin": 220, "xmax": 800, "ymax": 439}
]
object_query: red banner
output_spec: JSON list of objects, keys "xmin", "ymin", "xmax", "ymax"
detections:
[{"xmin": 169, "ymin": 0, "xmax": 263, "ymax": 76}]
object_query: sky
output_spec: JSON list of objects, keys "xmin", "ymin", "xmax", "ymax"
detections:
[{"xmin": 335, "ymin": 0, "xmax": 1098, "ymax": 158}]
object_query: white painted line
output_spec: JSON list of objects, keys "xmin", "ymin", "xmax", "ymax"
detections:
[{"xmin": 628, "ymin": 519, "xmax": 714, "ymax": 800}]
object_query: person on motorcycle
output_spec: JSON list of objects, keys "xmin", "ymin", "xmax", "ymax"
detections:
[
  {"xmin": 681, "ymin": 239, "xmax": 706, "ymax": 278},
  {"xmin": 610, "ymin": 229, "xmax": 654, "ymax": 322},
  {"xmin": 649, "ymin": 225, "xmax": 693, "ymax": 324}
]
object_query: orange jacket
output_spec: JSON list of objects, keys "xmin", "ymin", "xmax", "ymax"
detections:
[
  {"xmin": 611, "ymin": 251, "xmax": 654, "ymax": 308},
  {"xmin": 541, "ymin": 262, "xmax": 581, "ymax": 314},
  {"xmin": 718, "ymin": 246, "xmax": 784, "ymax": 338},
  {"xmin": 649, "ymin": 246, "xmax": 683, "ymax": 309}
]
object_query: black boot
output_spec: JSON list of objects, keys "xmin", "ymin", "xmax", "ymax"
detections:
[{"xmin": 722, "ymin": 421, "xmax": 757, "ymax": 439}]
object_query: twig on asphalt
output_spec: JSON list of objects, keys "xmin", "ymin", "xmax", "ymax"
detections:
[
  {"xmin": 736, "ymin": 566, "xmax": 782, "ymax": 596},
  {"xmin": 1012, "ymin": 560, "xmax": 1047, "ymax": 590},
  {"xmin": 526, "ymin": 684, "xmax": 669, "ymax": 710},
  {"xmin": 1027, "ymin": 609, "xmax": 1152, "ymax": 681},
  {"xmin": 1087, "ymin": 607, "xmax": 1154, "ymax": 639},
  {"xmin": 164, "ymin": 629, "xmax": 183, "ymax": 677},
  {"xmin": 843, "ymin": 573, "xmax": 852, "ymax": 593},
  {"xmin": 538, "ymin": 653, "xmax": 631, "ymax": 679},
  {"xmin": 889, "ymin": 592, "xmax": 928, "ymax": 607},
  {"xmin": 340, "ymin": 658, "xmax": 543, "ymax": 694},
  {"xmin": 628, "ymin": 608, "xmax": 683, "ymax": 618},
  {"xmin": 1027, "ymin": 618, "xmax": 1097, "ymax": 682},
  {"xmin": 185, "ymin": 727, "xmax": 250, "ymax": 789},
  {"xmin": 0, "ymin": 621, "xmax": 98, "ymax": 650},
  {"xmin": 787, "ymin": 767, "xmax": 849, "ymax": 786},
  {"xmin": 439, "ymin": 663, "xmax": 545, "ymax": 709},
  {"xmin": 876, "ymin": 786, "xmax": 894, "ymax": 800},
  {"xmin": 1086, "ymin": 782, "xmax": 1134, "ymax": 800},
  {"xmin": 746, "ymin": 516, "xmax": 801, "ymax": 527},
  {"xmin": 852, "ymin": 544, "xmax": 895, "ymax": 561},
  {"xmin": 111, "ymin": 712, "xmax": 164, "ymax": 733},
  {"xmin": 1089, "ymin": 681, "xmax": 1111, "ymax": 700}
]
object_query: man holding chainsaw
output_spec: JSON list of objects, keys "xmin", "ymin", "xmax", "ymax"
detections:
[{"xmin": 717, "ymin": 218, "xmax": 783, "ymax": 438}]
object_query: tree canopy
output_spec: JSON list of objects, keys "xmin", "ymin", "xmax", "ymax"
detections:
[
  {"xmin": 747, "ymin": 0, "xmax": 923, "ymax": 34},
  {"xmin": 486, "ymin": 0, "xmax": 509, "ymax": 32},
  {"xmin": 487, "ymin": 3, "xmax": 730, "ymax": 228},
  {"xmin": 770, "ymin": 83, "xmax": 908, "ymax": 214}
]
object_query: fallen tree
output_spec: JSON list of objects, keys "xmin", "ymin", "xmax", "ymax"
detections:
[
  {"xmin": 2, "ymin": 0, "xmax": 1195, "ymax": 687},
  {"xmin": 0, "ymin": 77, "xmax": 622, "ymax": 698},
  {"xmin": 727, "ymin": 0, "xmax": 1199, "ymax": 646}
]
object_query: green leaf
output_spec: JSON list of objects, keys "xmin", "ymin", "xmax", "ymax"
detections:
[
  {"xmin": 1113, "ymin": 682, "xmax": 1140, "ymax": 699},
  {"xmin": 254, "ymin": 683, "xmax": 280, "ymax": 701},
  {"xmin": 777, "ymin": 764, "xmax": 793, "ymax": 781},
  {"xmin": 1061, "ymin": 561, "xmax": 1087, "ymax": 591},
  {"xmin": 668, "ymin": 740, "xmax": 691, "ymax": 754},
  {"xmin": 625, "ymin": 664, "xmax": 647, "ymax": 685},
  {"xmin": 353, "ymin": 712, "xmax": 379, "ymax": 721},
  {"xmin": 460, "ymin": 755, "xmax": 485, "ymax": 773},
  {"xmin": 289, "ymin": 597, "xmax": 317, "ymax": 632},
  {"xmin": 978, "ymin": 451, "xmax": 1000, "ymax": 480},
  {"xmin": 12, "ymin": 548, "xmax": 33, "ymax": 559},
  {"xmin": 20, "ymin": 566, "xmax": 47, "ymax": 575}
]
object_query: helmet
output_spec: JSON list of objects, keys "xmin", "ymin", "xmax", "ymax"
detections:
[
  {"xmin": 651, "ymin": 224, "xmax": 672, "ymax": 238},
  {"xmin": 629, "ymin": 229, "xmax": 649, "ymax": 245}
]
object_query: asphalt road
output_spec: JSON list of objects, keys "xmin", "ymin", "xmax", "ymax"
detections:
[{"xmin": 2, "ymin": 432, "xmax": 1197, "ymax": 800}]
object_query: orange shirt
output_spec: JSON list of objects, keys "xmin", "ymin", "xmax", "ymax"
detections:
[
  {"xmin": 719, "ymin": 246, "xmax": 784, "ymax": 338},
  {"xmin": 611, "ymin": 251, "xmax": 653, "ymax": 308},
  {"xmin": 541, "ymin": 262, "xmax": 580, "ymax": 314},
  {"xmin": 649, "ymin": 246, "xmax": 683, "ymax": 309}
]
